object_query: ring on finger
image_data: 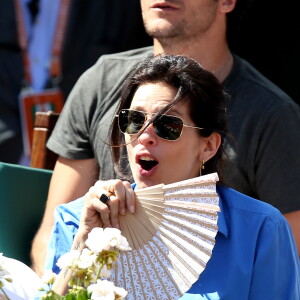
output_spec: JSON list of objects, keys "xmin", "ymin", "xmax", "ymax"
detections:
[
  {"xmin": 108, "ymin": 185, "xmax": 115, "ymax": 197},
  {"xmin": 99, "ymin": 193, "xmax": 110, "ymax": 205}
]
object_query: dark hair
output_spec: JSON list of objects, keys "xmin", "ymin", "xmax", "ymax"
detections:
[{"xmin": 111, "ymin": 55, "xmax": 228, "ymax": 179}]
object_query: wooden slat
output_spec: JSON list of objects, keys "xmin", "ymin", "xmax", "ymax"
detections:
[{"xmin": 30, "ymin": 111, "xmax": 59, "ymax": 170}]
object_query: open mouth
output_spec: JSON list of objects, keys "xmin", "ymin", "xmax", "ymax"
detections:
[{"xmin": 139, "ymin": 156, "xmax": 159, "ymax": 171}]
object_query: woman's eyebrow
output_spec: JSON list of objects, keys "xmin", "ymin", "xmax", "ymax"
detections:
[
  {"xmin": 129, "ymin": 105, "xmax": 183, "ymax": 116},
  {"xmin": 164, "ymin": 107, "xmax": 183, "ymax": 116}
]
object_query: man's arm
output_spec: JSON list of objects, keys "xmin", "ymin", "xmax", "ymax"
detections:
[
  {"xmin": 284, "ymin": 211, "xmax": 300, "ymax": 257},
  {"xmin": 30, "ymin": 156, "xmax": 98, "ymax": 276}
]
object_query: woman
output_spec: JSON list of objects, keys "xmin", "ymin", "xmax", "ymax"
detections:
[{"xmin": 45, "ymin": 55, "xmax": 300, "ymax": 299}]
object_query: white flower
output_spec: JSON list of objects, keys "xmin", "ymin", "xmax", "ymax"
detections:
[
  {"xmin": 85, "ymin": 228, "xmax": 106, "ymax": 253},
  {"xmin": 34, "ymin": 228, "xmax": 130, "ymax": 299},
  {"xmin": 103, "ymin": 228, "xmax": 122, "ymax": 248},
  {"xmin": 117, "ymin": 235, "xmax": 131, "ymax": 251},
  {"xmin": 85, "ymin": 228, "xmax": 131, "ymax": 253},
  {"xmin": 88, "ymin": 279, "xmax": 116, "ymax": 300},
  {"xmin": 56, "ymin": 250, "xmax": 80, "ymax": 269},
  {"xmin": 104, "ymin": 228, "xmax": 131, "ymax": 251},
  {"xmin": 0, "ymin": 253, "xmax": 10, "ymax": 278},
  {"xmin": 77, "ymin": 248, "xmax": 97, "ymax": 269},
  {"xmin": 41, "ymin": 270, "xmax": 57, "ymax": 285},
  {"xmin": 114, "ymin": 286, "xmax": 128, "ymax": 298}
]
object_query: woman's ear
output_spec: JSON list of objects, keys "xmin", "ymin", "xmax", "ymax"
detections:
[
  {"xmin": 218, "ymin": 0, "xmax": 237, "ymax": 14},
  {"xmin": 200, "ymin": 132, "xmax": 222, "ymax": 163}
]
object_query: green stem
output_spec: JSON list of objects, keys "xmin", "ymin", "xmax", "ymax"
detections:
[
  {"xmin": 95, "ymin": 264, "xmax": 104, "ymax": 282},
  {"xmin": 0, "ymin": 286, "xmax": 11, "ymax": 300}
]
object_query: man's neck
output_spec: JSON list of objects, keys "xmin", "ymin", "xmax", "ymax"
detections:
[{"xmin": 152, "ymin": 20, "xmax": 233, "ymax": 82}]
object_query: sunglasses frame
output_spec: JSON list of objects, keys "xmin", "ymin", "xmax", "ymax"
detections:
[{"xmin": 116, "ymin": 109, "xmax": 203, "ymax": 141}]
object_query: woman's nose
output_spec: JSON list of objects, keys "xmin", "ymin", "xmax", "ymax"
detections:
[{"xmin": 137, "ymin": 123, "xmax": 157, "ymax": 146}]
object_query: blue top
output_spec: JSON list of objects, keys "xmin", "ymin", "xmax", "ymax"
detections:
[{"xmin": 45, "ymin": 185, "xmax": 300, "ymax": 299}]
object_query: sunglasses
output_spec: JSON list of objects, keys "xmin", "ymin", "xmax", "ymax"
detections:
[{"xmin": 116, "ymin": 109, "xmax": 203, "ymax": 141}]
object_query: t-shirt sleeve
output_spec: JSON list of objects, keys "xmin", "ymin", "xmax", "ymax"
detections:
[
  {"xmin": 46, "ymin": 62, "xmax": 102, "ymax": 160},
  {"xmin": 249, "ymin": 213, "xmax": 300, "ymax": 299}
]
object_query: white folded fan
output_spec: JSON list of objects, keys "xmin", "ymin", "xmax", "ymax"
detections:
[{"xmin": 110, "ymin": 173, "xmax": 220, "ymax": 300}]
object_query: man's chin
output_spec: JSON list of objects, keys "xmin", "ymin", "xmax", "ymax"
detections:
[{"xmin": 144, "ymin": 21, "xmax": 180, "ymax": 39}]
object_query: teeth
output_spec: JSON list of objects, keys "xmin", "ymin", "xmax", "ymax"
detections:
[{"xmin": 140, "ymin": 156, "xmax": 155, "ymax": 161}]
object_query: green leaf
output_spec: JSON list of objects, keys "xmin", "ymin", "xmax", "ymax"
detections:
[
  {"xmin": 76, "ymin": 289, "xmax": 89, "ymax": 300},
  {"xmin": 63, "ymin": 294, "xmax": 75, "ymax": 300}
]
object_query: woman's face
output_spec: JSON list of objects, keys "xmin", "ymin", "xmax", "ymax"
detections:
[{"xmin": 125, "ymin": 82, "xmax": 212, "ymax": 188}]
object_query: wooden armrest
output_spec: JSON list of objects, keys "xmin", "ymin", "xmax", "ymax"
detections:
[{"xmin": 30, "ymin": 111, "xmax": 59, "ymax": 170}]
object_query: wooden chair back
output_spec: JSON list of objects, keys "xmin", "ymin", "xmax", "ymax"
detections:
[{"xmin": 30, "ymin": 111, "xmax": 59, "ymax": 170}]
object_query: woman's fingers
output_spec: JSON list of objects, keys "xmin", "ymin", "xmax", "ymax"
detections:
[
  {"xmin": 90, "ymin": 181, "xmax": 115, "ymax": 228},
  {"xmin": 91, "ymin": 196, "xmax": 111, "ymax": 228},
  {"xmin": 83, "ymin": 179, "xmax": 136, "ymax": 229},
  {"xmin": 107, "ymin": 180, "xmax": 125, "ymax": 228},
  {"xmin": 123, "ymin": 181, "xmax": 136, "ymax": 213},
  {"xmin": 106, "ymin": 180, "xmax": 136, "ymax": 228},
  {"xmin": 81, "ymin": 186, "xmax": 109, "ymax": 229}
]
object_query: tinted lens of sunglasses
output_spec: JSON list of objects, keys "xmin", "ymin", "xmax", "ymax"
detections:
[
  {"xmin": 118, "ymin": 110, "xmax": 145, "ymax": 134},
  {"xmin": 154, "ymin": 115, "xmax": 183, "ymax": 140},
  {"xmin": 118, "ymin": 109, "xmax": 184, "ymax": 140}
]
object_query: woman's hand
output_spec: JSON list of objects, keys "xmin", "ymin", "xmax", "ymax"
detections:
[
  {"xmin": 79, "ymin": 179, "xmax": 136, "ymax": 238},
  {"xmin": 53, "ymin": 180, "xmax": 135, "ymax": 296}
]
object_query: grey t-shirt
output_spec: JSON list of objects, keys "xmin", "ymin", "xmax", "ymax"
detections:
[{"xmin": 48, "ymin": 46, "xmax": 300, "ymax": 213}]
